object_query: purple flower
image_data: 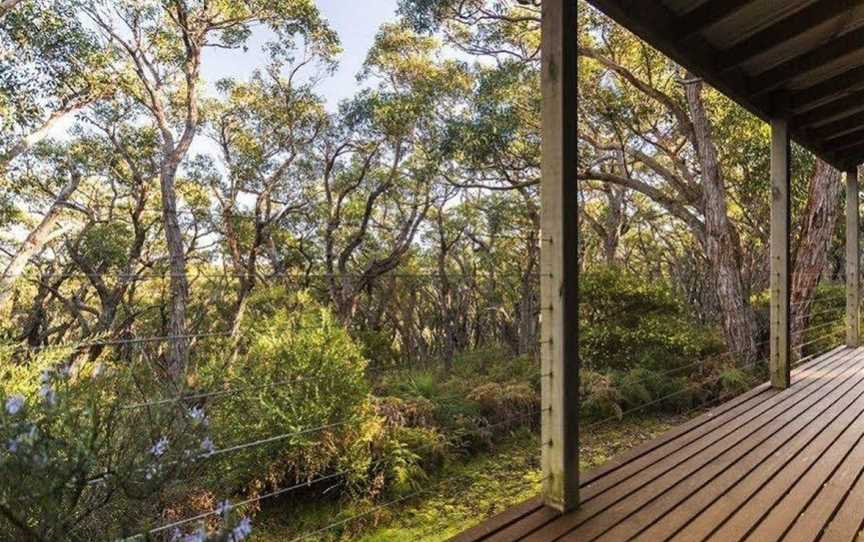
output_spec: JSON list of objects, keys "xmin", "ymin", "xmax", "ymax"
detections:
[
  {"xmin": 5, "ymin": 394, "xmax": 24, "ymax": 415},
  {"xmin": 39, "ymin": 384, "xmax": 56, "ymax": 407},
  {"xmin": 149, "ymin": 436, "xmax": 169, "ymax": 457},
  {"xmin": 200, "ymin": 436, "xmax": 215, "ymax": 455},
  {"xmin": 188, "ymin": 405, "xmax": 208, "ymax": 425},
  {"xmin": 171, "ymin": 526, "xmax": 205, "ymax": 542},
  {"xmin": 229, "ymin": 517, "xmax": 252, "ymax": 541}
]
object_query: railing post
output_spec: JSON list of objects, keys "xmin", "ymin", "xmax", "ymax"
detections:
[
  {"xmin": 540, "ymin": 0, "xmax": 579, "ymax": 512},
  {"xmin": 770, "ymin": 118, "xmax": 791, "ymax": 388},
  {"xmin": 847, "ymin": 166, "xmax": 860, "ymax": 347}
]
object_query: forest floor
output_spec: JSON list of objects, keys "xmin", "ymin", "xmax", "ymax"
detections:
[{"xmin": 251, "ymin": 413, "xmax": 687, "ymax": 541}]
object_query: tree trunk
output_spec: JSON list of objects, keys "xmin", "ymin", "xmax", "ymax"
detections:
[
  {"xmin": 517, "ymin": 231, "xmax": 540, "ymax": 356},
  {"xmin": 684, "ymin": 76, "xmax": 758, "ymax": 362},
  {"xmin": 1, "ymin": 103, "xmax": 87, "ymax": 175},
  {"xmin": 160, "ymin": 163, "xmax": 190, "ymax": 379},
  {"xmin": 602, "ymin": 186, "xmax": 625, "ymax": 265},
  {"xmin": 0, "ymin": 171, "xmax": 81, "ymax": 308},
  {"xmin": 790, "ymin": 159, "xmax": 842, "ymax": 350}
]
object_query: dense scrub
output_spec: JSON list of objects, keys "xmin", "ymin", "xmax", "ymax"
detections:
[
  {"xmin": 0, "ymin": 269, "xmax": 773, "ymax": 540},
  {"xmin": 0, "ymin": 293, "xmax": 545, "ymax": 540}
]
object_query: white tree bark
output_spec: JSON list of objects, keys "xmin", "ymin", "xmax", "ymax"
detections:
[{"xmin": 0, "ymin": 171, "xmax": 81, "ymax": 306}]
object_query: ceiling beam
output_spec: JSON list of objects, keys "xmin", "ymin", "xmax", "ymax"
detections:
[
  {"xmin": 810, "ymin": 110, "xmax": 864, "ymax": 141},
  {"xmin": 678, "ymin": 0, "xmax": 755, "ymax": 39},
  {"xmin": 820, "ymin": 128, "xmax": 864, "ymax": 152},
  {"xmin": 752, "ymin": 27, "xmax": 864, "ymax": 96},
  {"xmin": 828, "ymin": 142, "xmax": 864, "ymax": 166},
  {"xmin": 789, "ymin": 65, "xmax": 864, "ymax": 112},
  {"xmin": 716, "ymin": 0, "xmax": 856, "ymax": 71},
  {"xmin": 791, "ymin": 89, "xmax": 864, "ymax": 129},
  {"xmin": 584, "ymin": 0, "xmax": 761, "ymax": 112}
]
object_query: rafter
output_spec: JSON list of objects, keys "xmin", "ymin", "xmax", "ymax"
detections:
[
  {"xmin": 752, "ymin": 28, "xmax": 864, "ymax": 95},
  {"xmin": 678, "ymin": 0, "xmax": 755, "ymax": 39},
  {"xmin": 716, "ymin": 0, "xmax": 856, "ymax": 71}
]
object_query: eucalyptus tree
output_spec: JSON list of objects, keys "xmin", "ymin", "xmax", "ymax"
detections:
[
  {"xmin": 206, "ymin": 54, "xmax": 331, "ymax": 340},
  {"xmin": 0, "ymin": 0, "xmax": 115, "ymax": 304},
  {"xmin": 319, "ymin": 23, "xmax": 467, "ymax": 324},
  {"xmin": 576, "ymin": 5, "xmax": 844, "ymax": 356},
  {"xmin": 81, "ymin": 0, "xmax": 338, "ymax": 378},
  {"xmin": 400, "ymin": 0, "xmax": 546, "ymax": 357},
  {"xmin": 405, "ymin": 0, "xmax": 845, "ymax": 361},
  {"xmin": 3, "ymin": 104, "xmax": 173, "ymax": 357},
  {"xmin": 0, "ymin": 0, "xmax": 112, "ymax": 172}
]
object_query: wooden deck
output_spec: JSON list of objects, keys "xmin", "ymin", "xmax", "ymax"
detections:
[{"xmin": 452, "ymin": 346, "xmax": 864, "ymax": 542}]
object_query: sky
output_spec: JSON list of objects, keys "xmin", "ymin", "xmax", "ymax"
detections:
[
  {"xmin": 189, "ymin": 0, "xmax": 402, "ymax": 204},
  {"xmin": 200, "ymin": 0, "xmax": 401, "ymax": 111},
  {"xmin": 19, "ymin": 1, "xmax": 404, "ymax": 241}
]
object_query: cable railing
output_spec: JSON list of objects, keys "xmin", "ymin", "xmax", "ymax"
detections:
[
  {"xmin": 2, "ymin": 266, "xmax": 860, "ymax": 541},
  {"xmin": 138, "ymin": 409, "xmax": 541, "ymax": 539}
]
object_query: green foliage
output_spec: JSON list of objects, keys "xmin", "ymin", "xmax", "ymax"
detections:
[
  {"xmin": 201, "ymin": 292, "xmax": 375, "ymax": 494},
  {"xmin": 466, "ymin": 382, "xmax": 537, "ymax": 425},
  {"xmin": 580, "ymin": 366, "xmax": 694, "ymax": 422},
  {"xmin": 356, "ymin": 329, "xmax": 400, "ymax": 369},
  {"xmin": 0, "ymin": 346, "xmax": 233, "ymax": 541},
  {"xmin": 0, "ymin": 0, "xmax": 110, "ymax": 133},
  {"xmin": 452, "ymin": 348, "xmax": 538, "ymax": 385},
  {"xmin": 76, "ymin": 222, "xmax": 133, "ymax": 270},
  {"xmin": 716, "ymin": 366, "xmax": 756, "ymax": 397},
  {"xmin": 580, "ymin": 266, "xmax": 723, "ymax": 372}
]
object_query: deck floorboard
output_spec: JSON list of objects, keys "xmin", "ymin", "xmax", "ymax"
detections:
[{"xmin": 449, "ymin": 346, "xmax": 864, "ymax": 542}]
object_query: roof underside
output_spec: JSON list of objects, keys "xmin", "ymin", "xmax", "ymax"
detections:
[{"xmin": 585, "ymin": 0, "xmax": 864, "ymax": 171}]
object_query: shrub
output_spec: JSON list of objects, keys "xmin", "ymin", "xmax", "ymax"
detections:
[
  {"xmin": 375, "ymin": 395, "xmax": 437, "ymax": 428},
  {"xmin": 466, "ymin": 382, "xmax": 538, "ymax": 425},
  {"xmin": 580, "ymin": 266, "xmax": 722, "ymax": 374},
  {"xmin": 369, "ymin": 425, "xmax": 448, "ymax": 497},
  {"xmin": 580, "ymin": 369, "xmax": 622, "ymax": 419},
  {"xmin": 196, "ymin": 292, "xmax": 377, "ymax": 504},
  {"xmin": 454, "ymin": 349, "xmax": 540, "ymax": 388},
  {"xmin": 580, "ymin": 366, "xmax": 693, "ymax": 422},
  {"xmin": 0, "ymin": 346, "xmax": 244, "ymax": 541}
]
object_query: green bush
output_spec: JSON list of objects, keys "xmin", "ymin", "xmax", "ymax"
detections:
[
  {"xmin": 580, "ymin": 267, "xmax": 722, "ymax": 373},
  {"xmin": 0, "ymin": 346, "xmax": 244, "ymax": 541},
  {"xmin": 200, "ymin": 292, "xmax": 377, "ymax": 499}
]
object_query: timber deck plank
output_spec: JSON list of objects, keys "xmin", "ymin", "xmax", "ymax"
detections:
[{"xmin": 449, "ymin": 346, "xmax": 864, "ymax": 542}]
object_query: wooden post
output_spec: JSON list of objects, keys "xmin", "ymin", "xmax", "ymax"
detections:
[
  {"xmin": 770, "ymin": 119, "xmax": 791, "ymax": 388},
  {"xmin": 540, "ymin": 0, "xmax": 579, "ymax": 512},
  {"xmin": 847, "ymin": 166, "xmax": 860, "ymax": 347}
]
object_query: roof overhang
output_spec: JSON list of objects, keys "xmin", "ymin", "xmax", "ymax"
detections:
[{"xmin": 584, "ymin": 0, "xmax": 864, "ymax": 171}]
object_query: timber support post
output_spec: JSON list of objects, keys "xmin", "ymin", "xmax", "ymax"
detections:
[
  {"xmin": 770, "ymin": 118, "xmax": 791, "ymax": 389},
  {"xmin": 540, "ymin": 0, "xmax": 580, "ymax": 512},
  {"xmin": 847, "ymin": 166, "xmax": 860, "ymax": 347}
]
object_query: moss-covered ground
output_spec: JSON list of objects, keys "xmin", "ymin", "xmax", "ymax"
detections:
[{"xmin": 253, "ymin": 414, "xmax": 686, "ymax": 541}]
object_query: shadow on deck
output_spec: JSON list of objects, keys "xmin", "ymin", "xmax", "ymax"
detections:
[{"xmin": 451, "ymin": 345, "xmax": 864, "ymax": 542}]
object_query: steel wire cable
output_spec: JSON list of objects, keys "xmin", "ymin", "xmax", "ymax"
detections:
[{"xmin": 142, "ymin": 410, "xmax": 541, "ymax": 536}]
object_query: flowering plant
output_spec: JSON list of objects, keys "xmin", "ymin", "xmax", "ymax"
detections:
[{"xmin": 0, "ymin": 346, "xmax": 222, "ymax": 541}]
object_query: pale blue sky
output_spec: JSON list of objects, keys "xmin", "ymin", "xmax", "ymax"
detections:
[{"xmin": 200, "ymin": 0, "xmax": 400, "ymax": 110}]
